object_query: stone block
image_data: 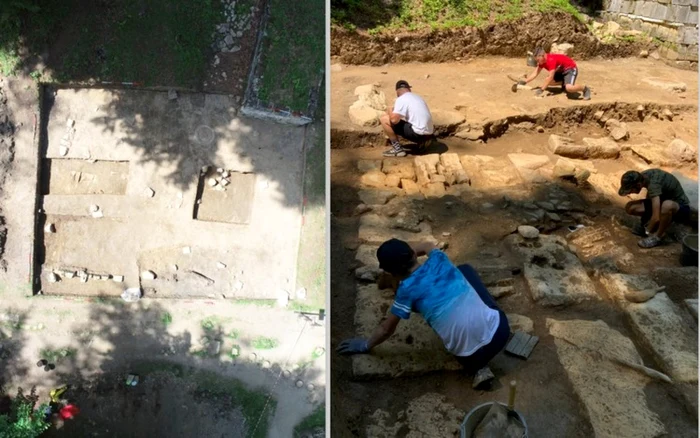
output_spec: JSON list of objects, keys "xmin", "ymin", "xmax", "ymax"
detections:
[
  {"xmin": 609, "ymin": 0, "xmax": 623, "ymax": 12},
  {"xmin": 355, "ymin": 245, "xmax": 379, "ymax": 269},
  {"xmin": 358, "ymin": 189, "xmax": 397, "ymax": 206},
  {"xmin": 582, "ymin": 137, "xmax": 622, "ymax": 157},
  {"xmin": 353, "ymin": 84, "xmax": 387, "ymax": 111},
  {"xmin": 506, "ymin": 234, "xmax": 600, "ymax": 307},
  {"xmin": 358, "ymin": 214, "xmax": 436, "ymax": 244},
  {"xmin": 666, "ymin": 138, "xmax": 696, "ymax": 162},
  {"xmin": 507, "ymin": 314, "xmax": 534, "ymax": 334},
  {"xmin": 360, "ymin": 170, "xmax": 387, "ymax": 188},
  {"xmin": 640, "ymin": 1, "xmax": 656, "ymax": 17},
  {"xmin": 548, "ymin": 318, "xmax": 667, "ymax": 438},
  {"xmin": 651, "ymin": 3, "xmax": 670, "ymax": 20},
  {"xmin": 551, "ymin": 43, "xmax": 574, "ymax": 55},
  {"xmin": 348, "ymin": 102, "xmax": 383, "ymax": 127},
  {"xmin": 431, "ymin": 110, "xmax": 466, "ymax": 134},
  {"xmin": 421, "ymin": 182, "xmax": 446, "ymax": 198},
  {"xmin": 631, "ymin": 144, "xmax": 675, "ymax": 166},
  {"xmin": 414, "ymin": 154, "xmax": 440, "ymax": 186},
  {"xmin": 642, "ymin": 77, "xmax": 687, "ymax": 92},
  {"xmin": 673, "ymin": 4, "xmax": 692, "ymax": 22},
  {"xmin": 673, "ymin": 0, "xmax": 695, "ymax": 6},
  {"xmin": 401, "ymin": 179, "xmax": 421, "ymax": 195},
  {"xmin": 600, "ymin": 274, "xmax": 698, "ymax": 382},
  {"xmin": 439, "ymin": 153, "xmax": 470, "ymax": 185},
  {"xmin": 685, "ymin": 298, "xmax": 698, "ymax": 321},
  {"xmin": 382, "ymin": 158, "xmax": 416, "ymax": 179},
  {"xmin": 385, "ymin": 174, "xmax": 401, "ymax": 188},
  {"xmin": 678, "ymin": 26, "xmax": 698, "ymax": 45},
  {"xmin": 352, "ymin": 284, "xmax": 461, "ymax": 378}
]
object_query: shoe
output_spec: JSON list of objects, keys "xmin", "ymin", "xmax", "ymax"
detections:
[
  {"xmin": 472, "ymin": 366, "xmax": 495, "ymax": 389},
  {"xmin": 583, "ymin": 86, "xmax": 591, "ymax": 101},
  {"xmin": 383, "ymin": 147, "xmax": 407, "ymax": 157},
  {"xmin": 638, "ymin": 234, "xmax": 662, "ymax": 248}
]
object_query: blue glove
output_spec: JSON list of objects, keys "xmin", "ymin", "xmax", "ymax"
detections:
[{"xmin": 336, "ymin": 338, "xmax": 370, "ymax": 355}]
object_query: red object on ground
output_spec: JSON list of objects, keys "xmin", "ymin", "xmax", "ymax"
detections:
[{"xmin": 59, "ymin": 404, "xmax": 80, "ymax": 420}]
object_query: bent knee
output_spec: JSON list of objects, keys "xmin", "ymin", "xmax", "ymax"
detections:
[
  {"xmin": 379, "ymin": 113, "xmax": 390, "ymax": 123},
  {"xmin": 661, "ymin": 200, "xmax": 678, "ymax": 215}
]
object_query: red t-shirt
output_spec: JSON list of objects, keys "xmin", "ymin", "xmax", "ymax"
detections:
[{"xmin": 539, "ymin": 54, "xmax": 577, "ymax": 72}]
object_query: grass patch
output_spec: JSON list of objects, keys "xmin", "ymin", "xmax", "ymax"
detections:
[
  {"xmin": 200, "ymin": 315, "xmax": 231, "ymax": 333},
  {"xmin": 294, "ymin": 405, "xmax": 325, "ymax": 437},
  {"xmin": 251, "ymin": 336, "xmax": 278, "ymax": 350},
  {"xmin": 39, "ymin": 347, "xmax": 76, "ymax": 363},
  {"xmin": 231, "ymin": 299, "xmax": 276, "ymax": 307},
  {"xmin": 295, "ymin": 123, "xmax": 326, "ymax": 312},
  {"xmin": 333, "ymin": 0, "xmax": 583, "ymax": 33},
  {"xmin": 256, "ymin": 0, "xmax": 324, "ymax": 113},
  {"xmin": 161, "ymin": 312, "xmax": 173, "ymax": 327},
  {"xmin": 133, "ymin": 361, "xmax": 275, "ymax": 438},
  {"xmin": 1, "ymin": 0, "xmax": 223, "ymax": 86}
]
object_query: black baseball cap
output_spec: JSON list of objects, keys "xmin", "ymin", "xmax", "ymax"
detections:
[
  {"xmin": 618, "ymin": 170, "xmax": 644, "ymax": 196},
  {"xmin": 377, "ymin": 239, "xmax": 414, "ymax": 275},
  {"xmin": 395, "ymin": 80, "xmax": 411, "ymax": 90}
]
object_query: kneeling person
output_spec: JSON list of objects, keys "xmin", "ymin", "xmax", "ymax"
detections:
[
  {"xmin": 337, "ymin": 239, "xmax": 510, "ymax": 388},
  {"xmin": 379, "ymin": 80, "xmax": 435, "ymax": 157},
  {"xmin": 619, "ymin": 169, "xmax": 692, "ymax": 248},
  {"xmin": 524, "ymin": 47, "xmax": 591, "ymax": 100}
]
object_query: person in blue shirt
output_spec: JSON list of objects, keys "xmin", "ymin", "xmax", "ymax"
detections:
[{"xmin": 337, "ymin": 238, "xmax": 511, "ymax": 388}]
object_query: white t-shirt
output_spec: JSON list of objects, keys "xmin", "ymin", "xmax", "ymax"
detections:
[{"xmin": 393, "ymin": 92, "xmax": 434, "ymax": 135}]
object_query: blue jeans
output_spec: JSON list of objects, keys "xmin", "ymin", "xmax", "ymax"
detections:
[{"xmin": 454, "ymin": 264, "xmax": 511, "ymax": 374}]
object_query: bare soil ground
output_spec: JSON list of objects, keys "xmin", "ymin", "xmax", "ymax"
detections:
[
  {"xmin": 330, "ymin": 58, "xmax": 698, "ymax": 436},
  {"xmin": 331, "ymin": 12, "xmax": 651, "ymax": 66}
]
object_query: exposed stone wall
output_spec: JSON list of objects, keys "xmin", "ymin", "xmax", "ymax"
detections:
[{"xmin": 602, "ymin": 0, "xmax": 698, "ymax": 66}]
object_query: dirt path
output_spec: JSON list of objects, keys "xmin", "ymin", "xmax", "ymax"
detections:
[
  {"xmin": 330, "ymin": 57, "xmax": 698, "ymax": 436},
  {"xmin": 331, "ymin": 57, "xmax": 697, "ymax": 135}
]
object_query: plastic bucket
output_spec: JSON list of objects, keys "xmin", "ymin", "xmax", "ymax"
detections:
[
  {"xmin": 680, "ymin": 234, "xmax": 698, "ymax": 267},
  {"xmin": 460, "ymin": 402, "xmax": 528, "ymax": 438}
]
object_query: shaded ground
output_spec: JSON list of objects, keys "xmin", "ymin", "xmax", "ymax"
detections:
[
  {"xmin": 248, "ymin": 0, "xmax": 325, "ymax": 116},
  {"xmin": 330, "ymin": 56, "xmax": 698, "ymax": 436}
]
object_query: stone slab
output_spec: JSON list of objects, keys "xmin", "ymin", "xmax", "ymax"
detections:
[
  {"xmin": 357, "ymin": 189, "xmax": 397, "ymax": 206},
  {"xmin": 600, "ymin": 274, "xmax": 698, "ymax": 382},
  {"xmin": 630, "ymin": 144, "xmax": 675, "ymax": 166},
  {"xmin": 382, "ymin": 158, "xmax": 416, "ymax": 179},
  {"xmin": 686, "ymin": 299, "xmax": 698, "ymax": 321},
  {"xmin": 352, "ymin": 284, "xmax": 461, "ymax": 379},
  {"xmin": 358, "ymin": 214, "xmax": 437, "ymax": 244},
  {"xmin": 642, "ymin": 77, "xmax": 688, "ymax": 92},
  {"xmin": 506, "ymin": 234, "xmax": 601, "ymax": 306},
  {"xmin": 507, "ymin": 314, "xmax": 534, "ymax": 333},
  {"xmin": 548, "ymin": 318, "xmax": 667, "ymax": 438}
]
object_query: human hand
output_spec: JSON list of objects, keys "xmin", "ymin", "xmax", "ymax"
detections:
[
  {"xmin": 518, "ymin": 80, "xmax": 527, "ymax": 86},
  {"xmin": 336, "ymin": 338, "xmax": 370, "ymax": 355},
  {"xmin": 534, "ymin": 88, "xmax": 544, "ymax": 96}
]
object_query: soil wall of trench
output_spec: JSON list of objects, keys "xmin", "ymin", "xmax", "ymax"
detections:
[
  {"xmin": 331, "ymin": 102, "xmax": 697, "ymax": 148},
  {"xmin": 332, "ymin": 12, "xmax": 651, "ymax": 65}
]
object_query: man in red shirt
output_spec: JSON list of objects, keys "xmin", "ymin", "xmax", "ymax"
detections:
[{"xmin": 523, "ymin": 47, "xmax": 591, "ymax": 100}]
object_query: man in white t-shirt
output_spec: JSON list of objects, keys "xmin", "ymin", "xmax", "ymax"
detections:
[
  {"xmin": 379, "ymin": 80, "xmax": 435, "ymax": 157},
  {"xmin": 337, "ymin": 239, "xmax": 511, "ymax": 389}
]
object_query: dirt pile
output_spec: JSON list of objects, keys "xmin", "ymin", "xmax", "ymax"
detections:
[
  {"xmin": 0, "ymin": 84, "xmax": 15, "ymax": 270},
  {"xmin": 332, "ymin": 12, "xmax": 651, "ymax": 65}
]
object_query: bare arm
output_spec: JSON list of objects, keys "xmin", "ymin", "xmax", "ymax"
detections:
[
  {"xmin": 524, "ymin": 66, "xmax": 541, "ymax": 84},
  {"xmin": 647, "ymin": 196, "xmax": 661, "ymax": 232},
  {"xmin": 367, "ymin": 314, "xmax": 401, "ymax": 350},
  {"xmin": 410, "ymin": 241, "xmax": 437, "ymax": 257},
  {"xmin": 540, "ymin": 70, "xmax": 555, "ymax": 91}
]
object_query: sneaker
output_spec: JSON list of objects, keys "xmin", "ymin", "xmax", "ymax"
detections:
[
  {"xmin": 583, "ymin": 86, "xmax": 591, "ymax": 101},
  {"xmin": 383, "ymin": 147, "xmax": 407, "ymax": 157},
  {"xmin": 638, "ymin": 234, "xmax": 662, "ymax": 248},
  {"xmin": 472, "ymin": 366, "xmax": 495, "ymax": 389}
]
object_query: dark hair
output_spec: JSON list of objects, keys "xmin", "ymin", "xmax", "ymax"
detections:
[
  {"xmin": 377, "ymin": 239, "xmax": 415, "ymax": 276},
  {"xmin": 534, "ymin": 47, "xmax": 545, "ymax": 57}
]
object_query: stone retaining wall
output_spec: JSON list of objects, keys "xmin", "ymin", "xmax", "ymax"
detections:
[{"xmin": 602, "ymin": 0, "xmax": 698, "ymax": 66}]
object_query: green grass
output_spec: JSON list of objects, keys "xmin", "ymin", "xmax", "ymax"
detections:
[
  {"xmin": 294, "ymin": 405, "xmax": 325, "ymax": 437},
  {"xmin": 231, "ymin": 299, "xmax": 276, "ymax": 307},
  {"xmin": 161, "ymin": 312, "xmax": 173, "ymax": 327},
  {"xmin": 251, "ymin": 336, "xmax": 278, "ymax": 350},
  {"xmin": 333, "ymin": 0, "xmax": 582, "ymax": 33},
  {"xmin": 295, "ymin": 123, "xmax": 326, "ymax": 313},
  {"xmin": 0, "ymin": 0, "xmax": 223, "ymax": 86},
  {"xmin": 256, "ymin": 0, "xmax": 324, "ymax": 113},
  {"xmin": 39, "ymin": 347, "xmax": 76, "ymax": 363},
  {"xmin": 200, "ymin": 315, "xmax": 231, "ymax": 332},
  {"xmin": 133, "ymin": 361, "xmax": 275, "ymax": 438}
]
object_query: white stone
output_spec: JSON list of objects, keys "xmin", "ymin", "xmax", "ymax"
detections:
[
  {"xmin": 143, "ymin": 187, "xmax": 155, "ymax": 197},
  {"xmin": 249, "ymin": 353, "xmax": 257, "ymax": 361},
  {"xmin": 66, "ymin": 119, "xmax": 75, "ymax": 128},
  {"xmin": 201, "ymin": 166, "xmax": 210, "ymax": 173},
  {"xmin": 141, "ymin": 270, "xmax": 156, "ymax": 280},
  {"xmin": 307, "ymin": 383, "xmax": 315, "ymax": 391},
  {"xmin": 221, "ymin": 179, "xmax": 230, "ymax": 186},
  {"xmin": 551, "ymin": 43, "xmax": 574, "ymax": 55},
  {"xmin": 59, "ymin": 146, "xmax": 69, "ymax": 156},
  {"xmin": 171, "ymin": 264, "xmax": 179, "ymax": 272},
  {"xmin": 262, "ymin": 360, "xmax": 271, "ymax": 369},
  {"xmin": 349, "ymin": 102, "xmax": 383, "ymax": 127},
  {"xmin": 44, "ymin": 223, "xmax": 56, "ymax": 233},
  {"xmin": 283, "ymin": 370, "xmax": 291, "ymax": 378},
  {"xmin": 90, "ymin": 204, "xmax": 100, "ymax": 213},
  {"xmin": 112, "ymin": 275, "xmax": 124, "ymax": 282},
  {"xmin": 182, "ymin": 246, "xmax": 191, "ymax": 254},
  {"xmin": 277, "ymin": 289, "xmax": 289, "ymax": 307},
  {"xmin": 518, "ymin": 225, "xmax": 540, "ymax": 239},
  {"xmin": 47, "ymin": 272, "xmax": 58, "ymax": 283},
  {"xmin": 666, "ymin": 139, "xmax": 696, "ymax": 162},
  {"xmin": 296, "ymin": 380, "xmax": 304, "ymax": 388},
  {"xmin": 234, "ymin": 280, "xmax": 244, "ymax": 291},
  {"xmin": 296, "ymin": 287, "xmax": 307, "ymax": 300},
  {"xmin": 91, "ymin": 210, "xmax": 104, "ymax": 218}
]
